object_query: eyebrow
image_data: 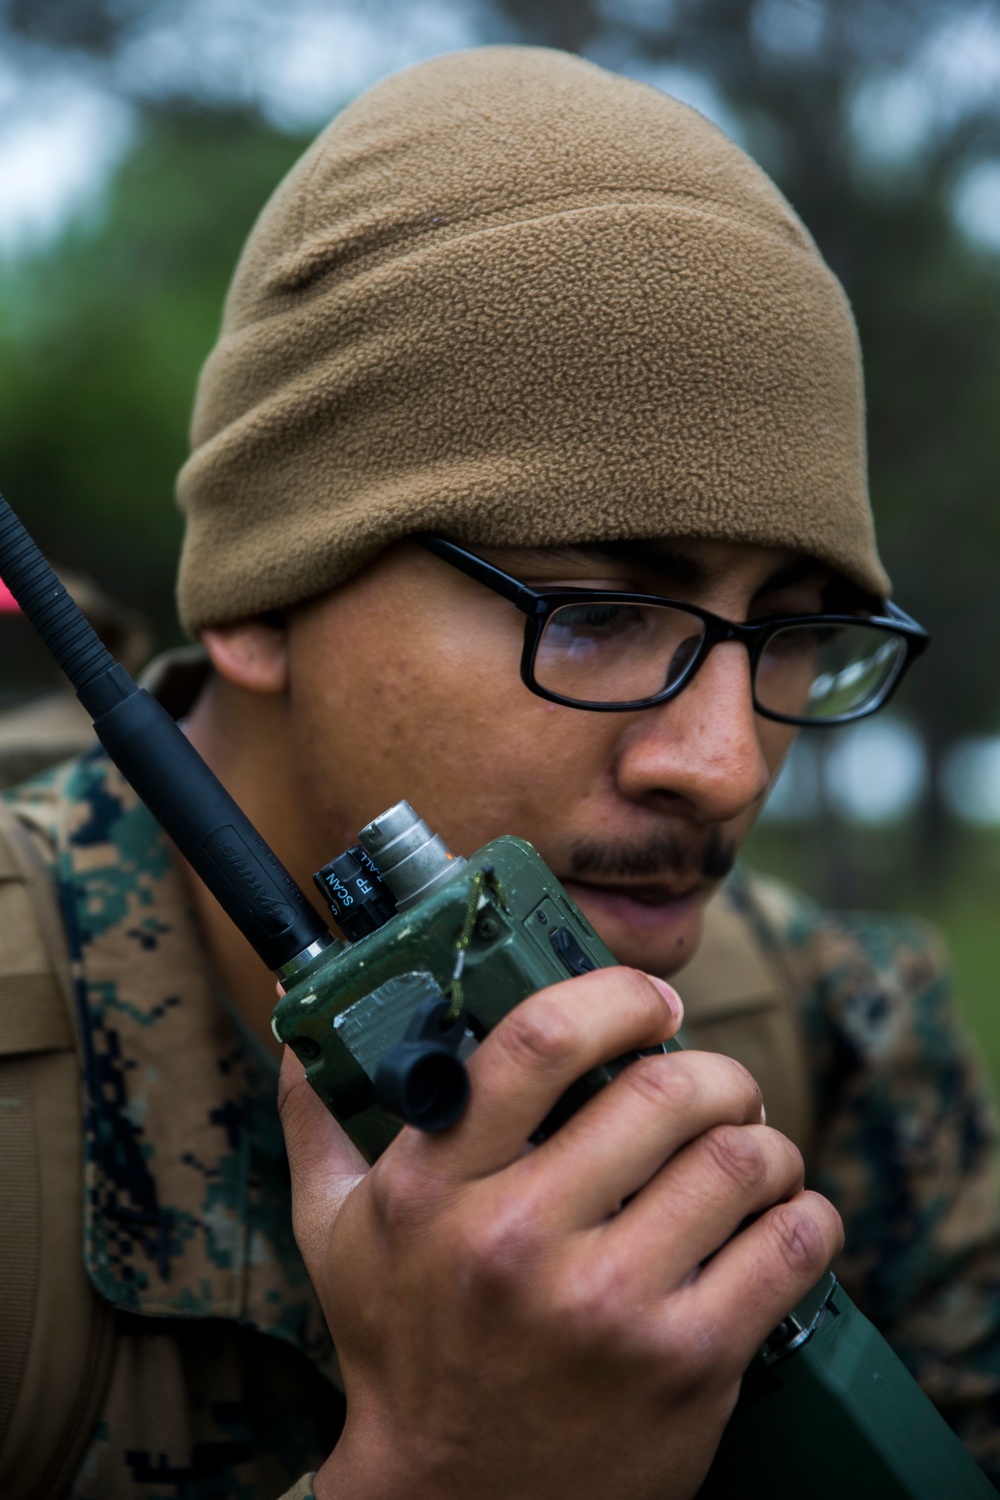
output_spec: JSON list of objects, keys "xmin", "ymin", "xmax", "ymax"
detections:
[
  {"xmin": 511, "ymin": 540, "xmax": 875, "ymax": 613},
  {"xmin": 582, "ymin": 539, "xmax": 706, "ymax": 587},
  {"xmin": 753, "ymin": 557, "xmax": 833, "ymax": 594},
  {"xmin": 525, "ymin": 541, "xmax": 831, "ymax": 596},
  {"xmin": 518, "ymin": 540, "xmax": 707, "ymax": 589}
]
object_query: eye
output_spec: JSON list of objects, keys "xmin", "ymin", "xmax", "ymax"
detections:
[
  {"xmin": 761, "ymin": 621, "xmax": 844, "ymax": 660},
  {"xmin": 546, "ymin": 602, "xmax": 644, "ymax": 638},
  {"xmin": 751, "ymin": 578, "xmax": 829, "ymax": 619}
]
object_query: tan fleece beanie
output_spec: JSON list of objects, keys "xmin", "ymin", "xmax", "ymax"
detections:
[{"xmin": 176, "ymin": 45, "xmax": 889, "ymax": 632}]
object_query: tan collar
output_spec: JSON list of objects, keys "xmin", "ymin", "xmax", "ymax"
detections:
[{"xmin": 673, "ymin": 879, "xmax": 815, "ymax": 1161}]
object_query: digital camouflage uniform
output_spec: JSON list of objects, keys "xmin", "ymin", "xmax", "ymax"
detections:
[
  {"xmin": 738, "ymin": 878, "xmax": 1000, "ymax": 1483},
  {"xmin": 5, "ymin": 701, "xmax": 1000, "ymax": 1494},
  {"xmin": 7, "ymin": 744, "xmax": 342, "ymax": 1500}
]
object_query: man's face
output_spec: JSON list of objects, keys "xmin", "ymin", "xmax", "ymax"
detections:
[{"xmin": 278, "ymin": 536, "xmax": 818, "ymax": 979}]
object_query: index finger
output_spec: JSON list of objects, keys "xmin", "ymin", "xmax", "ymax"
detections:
[{"xmin": 429, "ymin": 967, "xmax": 682, "ymax": 1177}]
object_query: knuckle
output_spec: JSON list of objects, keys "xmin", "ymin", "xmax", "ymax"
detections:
[
  {"xmin": 454, "ymin": 1198, "xmax": 542, "ymax": 1292},
  {"xmin": 703, "ymin": 1124, "xmax": 767, "ymax": 1192},
  {"xmin": 618, "ymin": 967, "xmax": 675, "ymax": 1032},
  {"xmin": 660, "ymin": 1303, "xmax": 728, "ymax": 1387},
  {"xmin": 773, "ymin": 1129, "xmax": 805, "ymax": 1186},
  {"xmin": 802, "ymin": 1190, "xmax": 845, "ymax": 1256},
  {"xmin": 719, "ymin": 1054, "xmax": 764, "ymax": 1118},
  {"xmin": 365, "ymin": 1151, "xmax": 436, "ymax": 1237},
  {"xmin": 501, "ymin": 1000, "xmax": 582, "ymax": 1074},
  {"xmin": 768, "ymin": 1200, "xmax": 831, "ymax": 1278},
  {"xmin": 364, "ymin": 1156, "xmax": 407, "ymax": 1229},
  {"xmin": 549, "ymin": 1255, "xmax": 655, "ymax": 1359},
  {"xmin": 625, "ymin": 1054, "xmax": 696, "ymax": 1113}
]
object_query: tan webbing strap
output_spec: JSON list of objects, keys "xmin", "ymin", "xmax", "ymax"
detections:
[
  {"xmin": 0, "ymin": 812, "xmax": 73, "ymax": 1056},
  {"xmin": 673, "ymin": 886, "xmax": 816, "ymax": 1166},
  {"xmin": 0, "ymin": 802, "xmax": 117, "ymax": 1500},
  {"xmin": 0, "ymin": 1056, "xmax": 40, "ymax": 1466}
]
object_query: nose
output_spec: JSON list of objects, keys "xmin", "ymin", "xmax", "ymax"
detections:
[{"xmin": 613, "ymin": 641, "xmax": 773, "ymax": 823}]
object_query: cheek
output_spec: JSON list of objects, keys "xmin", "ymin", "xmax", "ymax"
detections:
[
  {"xmin": 759, "ymin": 721, "xmax": 799, "ymax": 780},
  {"xmin": 741, "ymin": 720, "xmax": 799, "ymax": 835},
  {"xmin": 284, "ymin": 593, "xmax": 612, "ymax": 856}
]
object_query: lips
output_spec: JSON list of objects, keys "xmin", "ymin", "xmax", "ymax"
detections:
[
  {"xmin": 568, "ymin": 878, "xmax": 703, "ymax": 906},
  {"xmin": 562, "ymin": 878, "xmax": 705, "ymax": 935}
]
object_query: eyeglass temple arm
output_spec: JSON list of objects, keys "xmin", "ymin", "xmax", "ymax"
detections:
[
  {"xmin": 413, "ymin": 533, "xmax": 544, "ymax": 618},
  {"xmin": 881, "ymin": 599, "xmax": 931, "ymax": 654}
]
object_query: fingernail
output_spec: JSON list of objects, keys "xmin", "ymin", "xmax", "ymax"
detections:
[{"xmin": 646, "ymin": 974, "xmax": 683, "ymax": 1023}]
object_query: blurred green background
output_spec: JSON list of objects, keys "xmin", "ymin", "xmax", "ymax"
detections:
[{"xmin": 1, "ymin": 0, "xmax": 999, "ymax": 1074}]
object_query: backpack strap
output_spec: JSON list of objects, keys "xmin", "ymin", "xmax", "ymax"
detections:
[
  {"xmin": 674, "ymin": 882, "xmax": 816, "ymax": 1168},
  {"xmin": 0, "ymin": 802, "xmax": 117, "ymax": 1500}
]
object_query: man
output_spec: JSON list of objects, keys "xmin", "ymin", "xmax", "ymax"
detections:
[{"xmin": 2, "ymin": 45, "xmax": 998, "ymax": 1500}]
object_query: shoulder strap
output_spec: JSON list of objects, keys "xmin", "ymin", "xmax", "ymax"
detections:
[
  {"xmin": 673, "ymin": 881, "xmax": 816, "ymax": 1167},
  {"xmin": 0, "ymin": 801, "xmax": 117, "ymax": 1500}
]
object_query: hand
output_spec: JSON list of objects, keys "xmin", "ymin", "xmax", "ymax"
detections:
[{"xmin": 278, "ymin": 968, "xmax": 843, "ymax": 1500}]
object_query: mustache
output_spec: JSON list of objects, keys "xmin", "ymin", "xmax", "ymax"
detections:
[{"xmin": 567, "ymin": 828, "xmax": 736, "ymax": 884}]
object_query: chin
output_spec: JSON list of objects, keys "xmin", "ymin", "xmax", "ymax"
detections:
[{"xmin": 561, "ymin": 881, "xmax": 709, "ymax": 979}]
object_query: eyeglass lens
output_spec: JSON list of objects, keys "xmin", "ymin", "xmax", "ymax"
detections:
[
  {"xmin": 535, "ymin": 602, "xmax": 907, "ymax": 719},
  {"xmin": 756, "ymin": 622, "xmax": 906, "ymax": 721}
]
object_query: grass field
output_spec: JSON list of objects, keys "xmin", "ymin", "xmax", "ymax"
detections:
[{"xmin": 743, "ymin": 821, "xmax": 1000, "ymax": 1092}]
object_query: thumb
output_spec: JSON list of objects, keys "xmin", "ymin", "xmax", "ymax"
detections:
[{"xmin": 278, "ymin": 1046, "xmax": 368, "ymax": 1270}]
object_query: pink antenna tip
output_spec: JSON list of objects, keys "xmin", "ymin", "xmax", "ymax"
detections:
[{"xmin": 0, "ymin": 579, "xmax": 22, "ymax": 614}]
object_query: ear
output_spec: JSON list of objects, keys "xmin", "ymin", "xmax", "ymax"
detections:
[{"xmin": 201, "ymin": 618, "xmax": 289, "ymax": 696}]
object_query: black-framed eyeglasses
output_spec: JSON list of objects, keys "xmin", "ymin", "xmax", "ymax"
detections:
[{"xmin": 414, "ymin": 534, "xmax": 930, "ymax": 726}]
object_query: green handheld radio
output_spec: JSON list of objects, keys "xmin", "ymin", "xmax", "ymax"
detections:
[
  {"xmin": 0, "ymin": 491, "xmax": 992, "ymax": 1499},
  {"xmin": 273, "ymin": 799, "xmax": 675, "ymax": 1162}
]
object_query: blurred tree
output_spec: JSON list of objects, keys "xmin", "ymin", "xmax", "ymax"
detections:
[
  {"xmin": 0, "ymin": 0, "xmax": 122, "ymax": 53},
  {"xmin": 0, "ymin": 109, "xmax": 310, "ymax": 640}
]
